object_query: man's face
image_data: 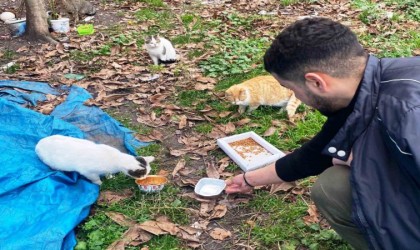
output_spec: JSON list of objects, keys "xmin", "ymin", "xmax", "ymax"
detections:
[{"xmin": 274, "ymin": 76, "xmax": 340, "ymax": 116}]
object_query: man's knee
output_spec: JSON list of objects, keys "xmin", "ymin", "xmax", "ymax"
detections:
[{"xmin": 311, "ymin": 165, "xmax": 352, "ymax": 211}]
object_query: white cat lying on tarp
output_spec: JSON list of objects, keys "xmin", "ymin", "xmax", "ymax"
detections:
[{"xmin": 35, "ymin": 135, "xmax": 153, "ymax": 185}]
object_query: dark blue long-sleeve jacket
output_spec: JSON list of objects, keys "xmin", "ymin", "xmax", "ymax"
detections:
[
  {"xmin": 276, "ymin": 55, "xmax": 420, "ymax": 249},
  {"xmin": 323, "ymin": 55, "xmax": 420, "ymax": 249}
]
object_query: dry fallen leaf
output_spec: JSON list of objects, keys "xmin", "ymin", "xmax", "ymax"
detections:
[
  {"xmin": 206, "ymin": 161, "xmax": 220, "ymax": 179},
  {"xmin": 218, "ymin": 111, "xmax": 231, "ymax": 118},
  {"xmin": 98, "ymin": 189, "xmax": 134, "ymax": 206},
  {"xmin": 209, "ymin": 204, "xmax": 227, "ymax": 220},
  {"xmin": 234, "ymin": 118, "xmax": 251, "ymax": 126},
  {"xmin": 172, "ymin": 159, "xmax": 186, "ymax": 177},
  {"xmin": 195, "ymin": 83, "xmax": 215, "ymax": 90},
  {"xmin": 269, "ymin": 181, "xmax": 297, "ymax": 194},
  {"xmin": 138, "ymin": 221, "xmax": 168, "ymax": 236},
  {"xmin": 139, "ymin": 220, "xmax": 179, "ymax": 236},
  {"xmin": 106, "ymin": 240, "xmax": 125, "ymax": 250},
  {"xmin": 177, "ymin": 228, "xmax": 201, "ymax": 243},
  {"xmin": 209, "ymin": 228, "xmax": 232, "ymax": 240},
  {"xmin": 196, "ymin": 76, "xmax": 217, "ymax": 84},
  {"xmin": 179, "ymin": 115, "xmax": 188, "ymax": 129},
  {"xmin": 217, "ymin": 157, "xmax": 230, "ymax": 173},
  {"xmin": 200, "ymin": 201, "xmax": 216, "ymax": 217},
  {"xmin": 263, "ymin": 126, "xmax": 277, "ymax": 137},
  {"xmin": 169, "ymin": 148, "xmax": 188, "ymax": 156},
  {"xmin": 105, "ymin": 211, "xmax": 137, "ymax": 227},
  {"xmin": 303, "ymin": 204, "xmax": 321, "ymax": 225}
]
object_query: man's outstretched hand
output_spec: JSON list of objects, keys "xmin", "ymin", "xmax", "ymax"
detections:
[{"xmin": 225, "ymin": 174, "xmax": 253, "ymax": 194}]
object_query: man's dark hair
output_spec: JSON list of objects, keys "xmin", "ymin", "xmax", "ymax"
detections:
[{"xmin": 264, "ymin": 17, "xmax": 367, "ymax": 84}]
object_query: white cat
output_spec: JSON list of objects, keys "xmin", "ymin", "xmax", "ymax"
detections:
[
  {"xmin": 145, "ymin": 35, "xmax": 177, "ymax": 65},
  {"xmin": 35, "ymin": 135, "xmax": 154, "ymax": 185}
]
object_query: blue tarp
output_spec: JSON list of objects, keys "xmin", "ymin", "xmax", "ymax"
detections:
[{"xmin": 0, "ymin": 80, "xmax": 148, "ymax": 249}]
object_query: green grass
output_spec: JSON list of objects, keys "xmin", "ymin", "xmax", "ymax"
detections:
[
  {"xmin": 352, "ymin": 0, "xmax": 419, "ymax": 22},
  {"xmin": 279, "ymin": 0, "xmax": 318, "ymax": 6},
  {"xmin": 359, "ymin": 29, "xmax": 419, "ymax": 57},
  {"xmin": 4, "ymin": 63, "xmax": 20, "ymax": 74},
  {"xmin": 187, "ymin": 49, "xmax": 205, "ymax": 60},
  {"xmin": 247, "ymin": 192, "xmax": 350, "ymax": 249},
  {"xmin": 176, "ymin": 90, "xmax": 210, "ymax": 107},
  {"xmin": 1, "ymin": 49, "xmax": 16, "ymax": 61},
  {"xmin": 194, "ymin": 123, "xmax": 213, "ymax": 134},
  {"xmin": 137, "ymin": 0, "xmax": 166, "ymax": 8},
  {"xmin": 134, "ymin": 8, "xmax": 174, "ymax": 29},
  {"xmin": 75, "ymin": 213, "xmax": 127, "ymax": 250},
  {"xmin": 107, "ymin": 109, "xmax": 153, "ymax": 135},
  {"xmin": 200, "ymin": 35, "xmax": 268, "ymax": 77},
  {"xmin": 136, "ymin": 143, "xmax": 163, "ymax": 157},
  {"xmin": 69, "ymin": 50, "xmax": 96, "ymax": 62},
  {"xmin": 276, "ymin": 110, "xmax": 326, "ymax": 150},
  {"xmin": 76, "ymin": 185, "xmax": 194, "ymax": 249}
]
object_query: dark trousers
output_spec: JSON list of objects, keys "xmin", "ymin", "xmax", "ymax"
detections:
[{"xmin": 311, "ymin": 165, "xmax": 369, "ymax": 250}]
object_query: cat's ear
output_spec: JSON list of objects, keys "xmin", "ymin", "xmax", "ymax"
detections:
[
  {"xmin": 145, "ymin": 36, "xmax": 152, "ymax": 43},
  {"xmin": 239, "ymin": 89, "xmax": 247, "ymax": 100},
  {"xmin": 142, "ymin": 156, "xmax": 155, "ymax": 164},
  {"xmin": 225, "ymin": 89, "xmax": 233, "ymax": 101}
]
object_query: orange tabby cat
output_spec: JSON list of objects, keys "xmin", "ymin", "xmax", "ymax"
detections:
[{"xmin": 225, "ymin": 75, "xmax": 301, "ymax": 119}]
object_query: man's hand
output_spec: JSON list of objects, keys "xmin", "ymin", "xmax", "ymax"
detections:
[
  {"xmin": 225, "ymin": 174, "xmax": 253, "ymax": 194},
  {"xmin": 224, "ymin": 163, "xmax": 286, "ymax": 194}
]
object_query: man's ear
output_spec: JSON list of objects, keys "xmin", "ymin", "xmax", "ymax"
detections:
[{"xmin": 304, "ymin": 72, "xmax": 329, "ymax": 94}]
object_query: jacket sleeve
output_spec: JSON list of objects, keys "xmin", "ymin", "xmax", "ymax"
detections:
[
  {"xmin": 397, "ymin": 106, "xmax": 420, "ymax": 185},
  {"xmin": 275, "ymin": 136, "xmax": 333, "ymax": 182}
]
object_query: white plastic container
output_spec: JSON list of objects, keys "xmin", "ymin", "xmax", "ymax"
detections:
[
  {"xmin": 195, "ymin": 178, "xmax": 226, "ymax": 198},
  {"xmin": 217, "ymin": 131, "xmax": 285, "ymax": 172},
  {"xmin": 5, "ymin": 18, "xmax": 26, "ymax": 37},
  {"xmin": 50, "ymin": 18, "xmax": 70, "ymax": 33},
  {"xmin": 0, "ymin": 12, "xmax": 16, "ymax": 22}
]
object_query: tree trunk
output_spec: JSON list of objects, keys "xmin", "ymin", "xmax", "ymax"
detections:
[{"xmin": 24, "ymin": 0, "xmax": 57, "ymax": 43}]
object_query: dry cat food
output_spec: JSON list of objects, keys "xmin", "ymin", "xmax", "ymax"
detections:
[
  {"xmin": 229, "ymin": 138, "xmax": 273, "ymax": 162},
  {"xmin": 135, "ymin": 175, "xmax": 167, "ymax": 185}
]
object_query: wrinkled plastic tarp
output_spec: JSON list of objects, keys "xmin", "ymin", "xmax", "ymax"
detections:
[{"xmin": 0, "ymin": 80, "xmax": 148, "ymax": 249}]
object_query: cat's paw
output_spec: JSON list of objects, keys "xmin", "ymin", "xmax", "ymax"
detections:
[
  {"xmin": 247, "ymin": 106, "xmax": 259, "ymax": 113},
  {"xmin": 238, "ymin": 106, "xmax": 246, "ymax": 114}
]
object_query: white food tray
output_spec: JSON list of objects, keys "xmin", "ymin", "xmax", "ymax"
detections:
[{"xmin": 217, "ymin": 131, "xmax": 285, "ymax": 172}]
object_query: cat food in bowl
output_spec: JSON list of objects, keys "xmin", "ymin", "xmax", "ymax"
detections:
[
  {"xmin": 136, "ymin": 175, "xmax": 168, "ymax": 193},
  {"xmin": 194, "ymin": 178, "xmax": 226, "ymax": 198}
]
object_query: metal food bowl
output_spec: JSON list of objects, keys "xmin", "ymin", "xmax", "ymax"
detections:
[{"xmin": 135, "ymin": 175, "xmax": 168, "ymax": 193}]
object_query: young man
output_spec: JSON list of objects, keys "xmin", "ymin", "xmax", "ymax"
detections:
[{"xmin": 225, "ymin": 17, "xmax": 420, "ymax": 249}]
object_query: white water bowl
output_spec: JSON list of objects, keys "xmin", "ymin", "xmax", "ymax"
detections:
[
  {"xmin": 0, "ymin": 12, "xmax": 16, "ymax": 22},
  {"xmin": 5, "ymin": 18, "xmax": 26, "ymax": 37},
  {"xmin": 50, "ymin": 18, "xmax": 70, "ymax": 33},
  {"xmin": 194, "ymin": 178, "xmax": 226, "ymax": 198}
]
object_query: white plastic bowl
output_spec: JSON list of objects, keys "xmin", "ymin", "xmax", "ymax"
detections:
[
  {"xmin": 50, "ymin": 18, "xmax": 70, "ymax": 33},
  {"xmin": 0, "ymin": 12, "xmax": 16, "ymax": 22},
  {"xmin": 194, "ymin": 178, "xmax": 226, "ymax": 198}
]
